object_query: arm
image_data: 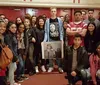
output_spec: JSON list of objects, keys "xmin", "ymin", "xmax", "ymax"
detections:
[
  {"xmin": 89, "ymin": 55, "xmax": 97, "ymax": 84},
  {"xmin": 4, "ymin": 35, "xmax": 18, "ymax": 62},
  {"xmin": 59, "ymin": 18, "xmax": 64, "ymax": 41},
  {"xmin": 43, "ymin": 19, "xmax": 48, "ymax": 42},
  {"xmin": 75, "ymin": 48, "xmax": 88, "ymax": 73},
  {"xmin": 29, "ymin": 28, "xmax": 36, "ymax": 43},
  {"xmin": 79, "ymin": 28, "xmax": 87, "ymax": 37},
  {"xmin": 66, "ymin": 28, "xmax": 79, "ymax": 36}
]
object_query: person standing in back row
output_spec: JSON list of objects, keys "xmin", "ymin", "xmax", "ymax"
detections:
[{"xmin": 43, "ymin": 7, "xmax": 64, "ymax": 73}]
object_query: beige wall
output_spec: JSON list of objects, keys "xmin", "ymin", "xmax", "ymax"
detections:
[{"xmin": 0, "ymin": 0, "xmax": 100, "ymax": 8}]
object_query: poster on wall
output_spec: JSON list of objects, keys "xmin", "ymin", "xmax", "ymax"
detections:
[
  {"xmin": 26, "ymin": 8, "xmax": 38, "ymax": 16},
  {"xmin": 41, "ymin": 41, "xmax": 63, "ymax": 59}
]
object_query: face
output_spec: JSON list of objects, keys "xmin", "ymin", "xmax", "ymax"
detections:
[
  {"xmin": 18, "ymin": 24, "xmax": 25, "ymax": 33},
  {"xmin": 88, "ymin": 11, "xmax": 94, "ymax": 18},
  {"xmin": 4, "ymin": 18, "xmax": 9, "ymax": 25},
  {"xmin": 65, "ymin": 14, "xmax": 70, "ymax": 21},
  {"xmin": 24, "ymin": 19, "xmax": 30, "ymax": 28},
  {"xmin": 39, "ymin": 19, "xmax": 44, "ymax": 27},
  {"xmin": 16, "ymin": 18, "xmax": 22, "ymax": 24},
  {"xmin": 96, "ymin": 45, "xmax": 100, "ymax": 54},
  {"xmin": 50, "ymin": 8, "xmax": 57, "ymax": 17},
  {"xmin": 42, "ymin": 15, "xmax": 47, "ymax": 20},
  {"xmin": 32, "ymin": 16, "xmax": 36, "ymax": 23},
  {"xmin": 60, "ymin": 16, "xmax": 64, "ymax": 22},
  {"xmin": 0, "ymin": 22, "xmax": 6, "ymax": 34},
  {"xmin": 82, "ymin": 11, "xmax": 86, "ymax": 19},
  {"xmin": 47, "ymin": 45, "xmax": 51, "ymax": 49},
  {"xmin": 73, "ymin": 37, "xmax": 82, "ymax": 46},
  {"xmin": 9, "ymin": 24, "xmax": 17, "ymax": 33},
  {"xmin": 88, "ymin": 23, "xmax": 95, "ymax": 32},
  {"xmin": 74, "ymin": 12, "xmax": 82, "ymax": 22},
  {"xmin": 0, "ymin": 15, "xmax": 5, "ymax": 19},
  {"xmin": 63, "ymin": 21, "xmax": 68, "ymax": 29}
]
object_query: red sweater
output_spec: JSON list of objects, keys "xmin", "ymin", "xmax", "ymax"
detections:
[
  {"xmin": 0, "ymin": 69, "xmax": 6, "ymax": 76},
  {"xmin": 89, "ymin": 54, "xmax": 100, "ymax": 84}
]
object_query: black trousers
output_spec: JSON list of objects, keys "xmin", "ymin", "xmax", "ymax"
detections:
[
  {"xmin": 0, "ymin": 76, "xmax": 7, "ymax": 85},
  {"xmin": 67, "ymin": 72, "xmax": 88, "ymax": 85}
]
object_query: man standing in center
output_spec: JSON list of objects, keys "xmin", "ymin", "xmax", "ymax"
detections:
[{"xmin": 43, "ymin": 7, "xmax": 63, "ymax": 73}]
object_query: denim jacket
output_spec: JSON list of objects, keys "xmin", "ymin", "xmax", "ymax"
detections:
[{"xmin": 43, "ymin": 17, "xmax": 63, "ymax": 42}]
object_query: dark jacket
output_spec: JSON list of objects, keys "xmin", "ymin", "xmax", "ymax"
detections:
[
  {"xmin": 35, "ymin": 27, "xmax": 44, "ymax": 45},
  {"xmin": 4, "ymin": 33, "xmax": 18, "ymax": 62},
  {"xmin": 24, "ymin": 28, "xmax": 36, "ymax": 55},
  {"xmin": 63, "ymin": 46, "xmax": 88, "ymax": 73},
  {"xmin": 84, "ymin": 31, "xmax": 97, "ymax": 54}
]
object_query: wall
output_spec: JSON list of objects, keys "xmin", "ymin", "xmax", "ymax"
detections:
[
  {"xmin": 0, "ymin": 7, "xmax": 99, "ymax": 21},
  {"xmin": 0, "ymin": 0, "xmax": 100, "ymax": 8},
  {"xmin": 0, "ymin": 7, "xmax": 72, "ymax": 21}
]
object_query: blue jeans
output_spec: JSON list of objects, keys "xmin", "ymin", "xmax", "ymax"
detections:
[{"xmin": 16, "ymin": 55, "xmax": 24, "ymax": 77}]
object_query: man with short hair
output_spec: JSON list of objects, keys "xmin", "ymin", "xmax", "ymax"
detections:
[
  {"xmin": 44, "ymin": 7, "xmax": 63, "ymax": 73},
  {"xmin": 63, "ymin": 34, "xmax": 88, "ymax": 85},
  {"xmin": 84, "ymin": 9, "xmax": 100, "ymax": 29},
  {"xmin": 66, "ymin": 10, "xmax": 87, "ymax": 46}
]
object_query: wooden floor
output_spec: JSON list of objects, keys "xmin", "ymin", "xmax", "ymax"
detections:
[{"xmin": 20, "ymin": 72, "xmax": 82, "ymax": 85}]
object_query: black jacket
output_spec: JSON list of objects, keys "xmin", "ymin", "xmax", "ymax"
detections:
[
  {"xmin": 63, "ymin": 46, "xmax": 88, "ymax": 73},
  {"xmin": 24, "ymin": 28, "xmax": 36, "ymax": 55},
  {"xmin": 4, "ymin": 33, "xmax": 18, "ymax": 62}
]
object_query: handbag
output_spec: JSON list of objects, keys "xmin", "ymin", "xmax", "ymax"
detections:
[{"xmin": 0, "ymin": 44, "xmax": 13, "ymax": 69}]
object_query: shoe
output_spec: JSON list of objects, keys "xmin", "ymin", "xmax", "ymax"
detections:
[
  {"xmin": 58, "ymin": 68, "xmax": 64, "ymax": 73},
  {"xmin": 21, "ymin": 75, "xmax": 29, "ymax": 80},
  {"xmin": 35, "ymin": 66, "xmax": 39, "ymax": 73},
  {"xmin": 48, "ymin": 67, "xmax": 53, "ymax": 72},
  {"xmin": 41, "ymin": 65, "xmax": 46, "ymax": 72},
  {"xmin": 29, "ymin": 71, "xmax": 35, "ymax": 76},
  {"xmin": 15, "ymin": 77, "xmax": 23, "ymax": 83},
  {"xmin": 65, "ymin": 75, "xmax": 68, "ymax": 79},
  {"xmin": 13, "ymin": 82, "xmax": 21, "ymax": 85}
]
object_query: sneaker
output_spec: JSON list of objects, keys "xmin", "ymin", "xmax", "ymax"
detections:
[
  {"xmin": 35, "ymin": 66, "xmax": 39, "ymax": 73},
  {"xmin": 15, "ymin": 77, "xmax": 23, "ymax": 83},
  {"xmin": 48, "ymin": 67, "xmax": 53, "ymax": 72},
  {"xmin": 41, "ymin": 65, "xmax": 46, "ymax": 72},
  {"xmin": 58, "ymin": 68, "xmax": 64, "ymax": 73},
  {"xmin": 21, "ymin": 75, "xmax": 29, "ymax": 80},
  {"xmin": 13, "ymin": 82, "xmax": 21, "ymax": 85}
]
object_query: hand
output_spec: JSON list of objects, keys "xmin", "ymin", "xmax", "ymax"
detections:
[
  {"xmin": 32, "ymin": 37, "xmax": 36, "ymax": 43},
  {"xmin": 93, "ymin": 81, "xmax": 97, "ymax": 85},
  {"xmin": 23, "ymin": 55, "xmax": 26, "ymax": 60},
  {"xmin": 16, "ymin": 59, "xmax": 19, "ymax": 64},
  {"xmin": 71, "ymin": 71, "xmax": 77, "ymax": 77}
]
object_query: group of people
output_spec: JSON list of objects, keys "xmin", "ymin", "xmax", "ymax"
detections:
[{"xmin": 0, "ymin": 7, "xmax": 100, "ymax": 85}]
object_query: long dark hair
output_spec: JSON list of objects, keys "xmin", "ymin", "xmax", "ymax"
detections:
[
  {"xmin": 94, "ymin": 41, "xmax": 100, "ymax": 55},
  {"xmin": 36, "ymin": 16, "xmax": 45, "ymax": 29},
  {"xmin": 6, "ymin": 21, "xmax": 16, "ymax": 34},
  {"xmin": 86, "ymin": 22, "xmax": 96, "ymax": 36}
]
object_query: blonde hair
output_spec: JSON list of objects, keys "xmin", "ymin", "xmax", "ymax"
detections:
[{"xmin": 50, "ymin": 7, "xmax": 57, "ymax": 11}]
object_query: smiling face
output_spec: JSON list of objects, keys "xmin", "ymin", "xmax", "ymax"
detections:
[
  {"xmin": 39, "ymin": 19, "xmax": 44, "ymax": 27},
  {"xmin": 0, "ymin": 22, "xmax": 6, "ymax": 34},
  {"xmin": 24, "ymin": 18, "xmax": 30, "ymax": 28},
  {"xmin": 88, "ymin": 23, "xmax": 95, "ymax": 32},
  {"xmin": 9, "ymin": 24, "xmax": 17, "ymax": 34},
  {"xmin": 16, "ymin": 17, "xmax": 22, "ymax": 24},
  {"xmin": 18, "ymin": 24, "xmax": 25, "ymax": 33}
]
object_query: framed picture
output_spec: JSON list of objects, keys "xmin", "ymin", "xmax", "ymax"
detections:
[{"xmin": 41, "ymin": 41, "xmax": 63, "ymax": 59}]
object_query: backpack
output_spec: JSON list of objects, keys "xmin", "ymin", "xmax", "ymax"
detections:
[{"xmin": 0, "ymin": 44, "xmax": 13, "ymax": 69}]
